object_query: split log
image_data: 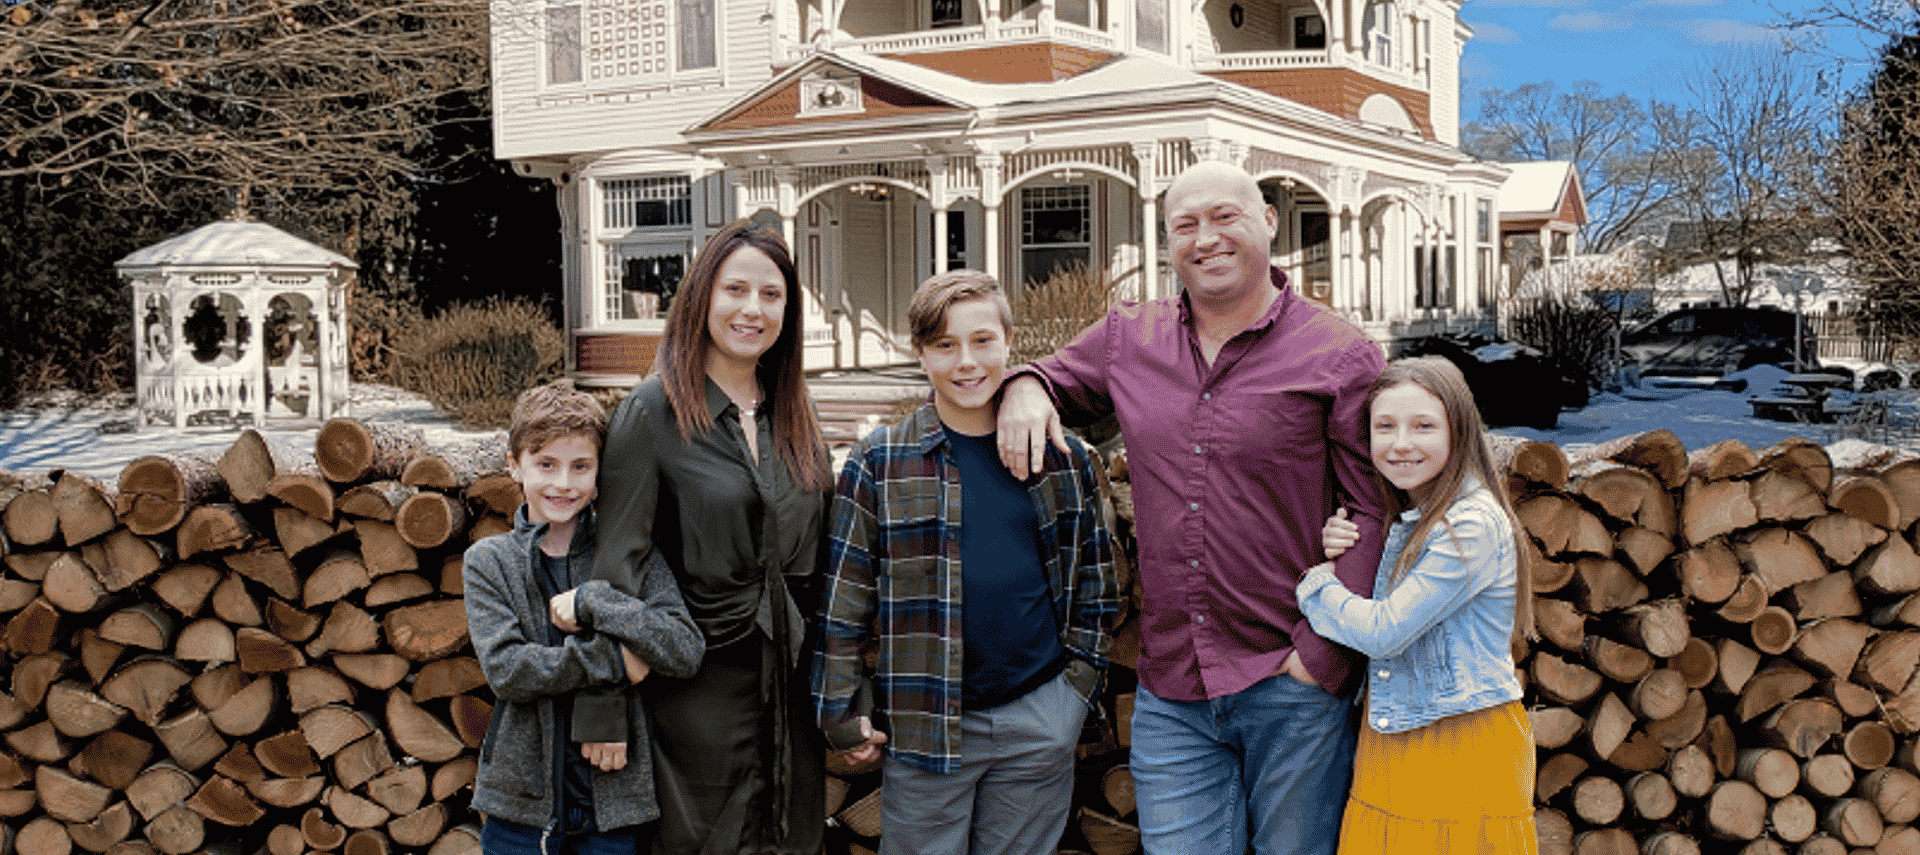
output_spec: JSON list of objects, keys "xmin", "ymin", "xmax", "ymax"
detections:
[
  {"xmin": 176, "ymin": 505, "xmax": 252, "ymax": 561},
  {"xmin": 428, "ymin": 824, "xmax": 480, "ymax": 855},
  {"xmin": 1518, "ymin": 494, "xmax": 1612, "ymax": 558},
  {"xmin": 333, "ymin": 733, "xmax": 394, "ymax": 790},
  {"xmin": 186, "ymin": 776, "xmax": 263, "ymax": 827},
  {"xmin": 270, "ymin": 596, "xmax": 324, "ymax": 643},
  {"xmin": 69, "ymin": 800, "xmax": 135, "ymax": 852},
  {"xmin": 116, "ymin": 454, "xmax": 223, "ymax": 537},
  {"xmin": 382, "ymin": 599, "xmax": 468, "ymax": 661},
  {"xmin": 1734, "ymin": 528, "xmax": 1826, "ymax": 593},
  {"xmin": 1735, "ymin": 746, "xmax": 1800, "ymax": 798},
  {"xmin": 1824, "ymin": 797, "xmax": 1885, "ymax": 848},
  {"xmin": 257, "ymin": 730, "xmax": 321, "ymax": 779},
  {"xmin": 75, "ymin": 730, "xmax": 153, "ymax": 790},
  {"xmin": 5, "ymin": 595, "xmax": 61, "ymax": 654},
  {"xmin": 39, "ymin": 764, "xmax": 113, "ymax": 822},
  {"xmin": 430, "ymin": 758, "xmax": 476, "ymax": 802},
  {"xmin": 1846, "ymin": 720, "xmax": 1898, "ymax": 770},
  {"xmin": 334, "ymin": 654, "xmax": 410, "ymax": 691},
  {"xmin": 1644, "ymin": 689, "xmax": 1709, "ymax": 749},
  {"xmin": 1750, "ymin": 469, "xmax": 1829, "ymax": 522},
  {"xmin": 1717, "ymin": 575, "xmax": 1769, "ymax": 624},
  {"xmin": 354, "ymin": 522, "xmax": 418, "ymax": 576},
  {"xmin": 153, "ymin": 709, "xmax": 226, "ymax": 771},
  {"xmin": 225, "ymin": 547, "xmax": 300, "ymax": 602},
  {"xmin": 1615, "ymin": 526, "xmax": 1674, "ymax": 577},
  {"xmin": 1772, "ymin": 793, "xmax": 1819, "ymax": 843},
  {"xmin": 1626, "ymin": 770, "xmax": 1677, "ymax": 821},
  {"xmin": 1570, "ymin": 828, "xmax": 1635, "ymax": 855},
  {"xmin": 1571, "ymin": 429, "xmax": 1688, "ymax": 490},
  {"xmin": 1760, "ymin": 437, "xmax": 1835, "ymax": 495},
  {"xmin": 1832, "ymin": 474, "xmax": 1901, "ymax": 531},
  {"xmin": 465, "ymin": 475, "xmax": 520, "ymax": 517},
  {"xmin": 385, "ymin": 690, "xmax": 463, "ymax": 763},
  {"xmin": 1668, "ymin": 743, "xmax": 1716, "ymax": 798},
  {"xmin": 273, "ymin": 508, "xmax": 339, "ymax": 559},
  {"xmin": 336, "ymin": 482, "xmax": 413, "ymax": 523},
  {"xmin": 307, "ymin": 602, "xmax": 381, "ymax": 658},
  {"xmin": 150, "ymin": 563, "xmax": 221, "ymax": 618},
  {"xmin": 126, "ymin": 763, "xmax": 195, "ymax": 820},
  {"xmin": 328, "ymin": 785, "xmax": 392, "ymax": 830},
  {"xmin": 146, "ymin": 803, "xmax": 204, "ymax": 855},
  {"xmin": 210, "ymin": 572, "xmax": 262, "ymax": 627},
  {"xmin": 1858, "ymin": 536, "xmax": 1920, "ymax": 598},
  {"xmin": 1670, "ymin": 637, "xmax": 1719, "ymax": 689},
  {"xmin": 365, "ymin": 765, "xmax": 426, "ymax": 815},
  {"xmin": 218, "ymin": 430, "xmax": 308, "ymax": 504},
  {"xmin": 345, "ymin": 829, "xmax": 390, "ymax": 855},
  {"xmin": 1533, "ymin": 652, "xmax": 1604, "ymax": 705},
  {"xmin": 2, "ymin": 487, "xmax": 57, "ymax": 547},
  {"xmin": 305, "ymin": 551, "xmax": 371, "ymax": 609},
  {"xmin": 1683, "ymin": 478, "xmax": 1759, "ymax": 547},
  {"xmin": 46, "ymin": 681, "xmax": 126, "ymax": 738},
  {"xmin": 1584, "ymin": 635, "xmax": 1655, "ymax": 684},
  {"xmin": 315, "ymin": 420, "xmax": 427, "ymax": 485},
  {"xmin": 1785, "ymin": 571, "xmax": 1865, "ymax": 620},
  {"xmin": 236, "ymin": 627, "xmax": 306, "ymax": 673},
  {"xmin": 1589, "ymin": 693, "xmax": 1634, "ymax": 760},
  {"xmin": 412, "ymin": 658, "xmax": 486, "ymax": 703},
  {"xmin": 99, "ymin": 657, "xmax": 192, "ymax": 726},
  {"xmin": 299, "ymin": 705, "xmax": 373, "ymax": 759},
  {"xmin": 388, "ymin": 804, "xmax": 448, "ymax": 848},
  {"xmin": 1736, "ymin": 661, "xmax": 1817, "ymax": 722},
  {"xmin": 1575, "ymin": 464, "xmax": 1676, "ymax": 533},
  {"xmin": 52, "ymin": 472, "xmax": 118, "ymax": 546},
  {"xmin": 1623, "ymin": 599, "xmax": 1690, "ymax": 658},
  {"xmin": 267, "ymin": 474, "xmax": 335, "ymax": 523},
  {"xmin": 286, "ymin": 667, "xmax": 354, "ymax": 714},
  {"xmin": 364, "ymin": 574, "xmax": 435, "ymax": 608},
  {"xmin": 1790, "ymin": 618, "xmax": 1875, "ymax": 679},
  {"xmin": 1571, "ymin": 775, "xmax": 1624, "ymax": 825},
  {"xmin": 1571, "ymin": 558, "xmax": 1649, "ymax": 613},
  {"xmin": 1750, "ymin": 606, "xmax": 1798, "ymax": 656},
  {"xmin": 1536, "ymin": 598, "xmax": 1586, "ymax": 652},
  {"xmin": 1759, "ymin": 698, "xmax": 1845, "ymax": 757},
  {"xmin": 206, "ymin": 672, "xmax": 277, "ymax": 737},
  {"xmin": 45, "ymin": 551, "xmax": 112, "ymax": 613},
  {"xmin": 1691, "ymin": 438, "xmax": 1759, "ymax": 481},
  {"xmin": 303, "ymin": 807, "xmax": 346, "ymax": 850},
  {"xmin": 1705, "ymin": 779, "xmax": 1768, "ymax": 840},
  {"xmin": 1861, "ymin": 767, "xmax": 1920, "ymax": 825},
  {"xmin": 448, "ymin": 695, "xmax": 489, "ymax": 748},
  {"xmin": 1806, "ymin": 515, "xmax": 1889, "ymax": 584},
  {"xmin": 1630, "ymin": 670, "xmax": 1689, "ymax": 721},
  {"xmin": 100, "ymin": 603, "xmax": 176, "ymax": 651},
  {"xmin": 18, "ymin": 817, "xmax": 71, "ymax": 855},
  {"xmin": 175, "ymin": 618, "xmax": 235, "ymax": 663}
]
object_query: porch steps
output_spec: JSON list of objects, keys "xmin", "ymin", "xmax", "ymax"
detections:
[{"xmin": 807, "ymin": 366, "xmax": 929, "ymax": 452}]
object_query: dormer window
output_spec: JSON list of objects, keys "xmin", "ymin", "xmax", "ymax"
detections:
[
  {"xmin": 1363, "ymin": 1, "xmax": 1394, "ymax": 66},
  {"xmin": 932, "ymin": 0, "xmax": 964, "ymax": 27}
]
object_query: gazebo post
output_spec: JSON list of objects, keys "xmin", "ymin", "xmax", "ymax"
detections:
[
  {"xmin": 171, "ymin": 276, "xmax": 188, "ymax": 430},
  {"xmin": 316, "ymin": 282, "xmax": 333, "ymax": 422},
  {"xmin": 245, "ymin": 278, "xmax": 268, "ymax": 428}
]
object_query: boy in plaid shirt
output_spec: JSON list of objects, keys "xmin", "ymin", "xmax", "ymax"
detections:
[{"xmin": 811, "ymin": 270, "xmax": 1121, "ymax": 855}]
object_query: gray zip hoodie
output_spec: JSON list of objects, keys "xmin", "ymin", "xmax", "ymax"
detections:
[{"xmin": 464, "ymin": 506, "xmax": 704, "ymax": 831}]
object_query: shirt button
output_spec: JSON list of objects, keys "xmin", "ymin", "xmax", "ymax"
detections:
[
  {"xmin": 1193, "ymin": 445, "xmax": 1203, "ymax": 454},
  {"xmin": 1203, "ymin": 393, "xmax": 1212, "ymax": 401},
  {"xmin": 1194, "ymin": 614, "xmax": 1206, "ymax": 625},
  {"xmin": 1188, "ymin": 502, "xmax": 1199, "ymax": 511},
  {"xmin": 1189, "ymin": 559, "xmax": 1199, "ymax": 568},
  {"xmin": 1377, "ymin": 717, "xmax": 1389, "ymax": 729}
]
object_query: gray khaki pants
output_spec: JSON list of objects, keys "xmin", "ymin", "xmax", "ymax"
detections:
[{"xmin": 879, "ymin": 670, "xmax": 1087, "ymax": 855}]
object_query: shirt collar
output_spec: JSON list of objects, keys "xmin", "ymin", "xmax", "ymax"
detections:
[
  {"xmin": 909, "ymin": 401, "xmax": 949, "ymax": 457},
  {"xmin": 702, "ymin": 373, "xmax": 737, "ymax": 421},
  {"xmin": 1396, "ymin": 476, "xmax": 1487, "ymax": 522},
  {"xmin": 1175, "ymin": 265, "xmax": 1293, "ymax": 334}
]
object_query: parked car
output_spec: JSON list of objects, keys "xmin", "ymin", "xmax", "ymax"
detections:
[
  {"xmin": 1401, "ymin": 334, "xmax": 1588, "ymax": 429},
  {"xmin": 1619, "ymin": 307, "xmax": 1818, "ymax": 381}
]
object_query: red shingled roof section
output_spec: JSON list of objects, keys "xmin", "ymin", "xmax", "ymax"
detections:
[
  {"xmin": 1207, "ymin": 68, "xmax": 1434, "ymax": 140},
  {"xmin": 887, "ymin": 42, "xmax": 1118, "ymax": 83}
]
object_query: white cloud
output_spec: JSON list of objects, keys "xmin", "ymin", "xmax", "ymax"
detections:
[
  {"xmin": 1466, "ymin": 20, "xmax": 1524, "ymax": 44},
  {"xmin": 1549, "ymin": 11, "xmax": 1637, "ymax": 31},
  {"xmin": 1460, "ymin": 53, "xmax": 1505, "ymax": 83},
  {"xmin": 1680, "ymin": 18, "xmax": 1775, "ymax": 44}
]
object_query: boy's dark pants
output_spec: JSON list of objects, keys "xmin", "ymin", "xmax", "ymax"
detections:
[{"xmin": 482, "ymin": 815, "xmax": 642, "ymax": 855}]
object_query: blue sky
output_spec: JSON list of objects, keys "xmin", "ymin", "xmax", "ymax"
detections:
[{"xmin": 1457, "ymin": 0, "xmax": 1843, "ymax": 117}]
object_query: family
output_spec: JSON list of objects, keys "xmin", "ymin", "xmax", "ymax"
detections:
[{"xmin": 461, "ymin": 159, "xmax": 1541, "ymax": 855}]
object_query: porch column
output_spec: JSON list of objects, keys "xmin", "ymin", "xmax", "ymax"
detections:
[
  {"xmin": 171, "ymin": 278, "xmax": 187, "ymax": 429},
  {"xmin": 775, "ymin": 165, "xmax": 798, "ymax": 250},
  {"xmin": 1132, "ymin": 141, "xmax": 1158, "ymax": 301},
  {"xmin": 980, "ymin": 152, "xmax": 1004, "ymax": 287},
  {"xmin": 928, "ymin": 156, "xmax": 950, "ymax": 276},
  {"xmin": 1538, "ymin": 225, "xmax": 1552, "ymax": 292},
  {"xmin": 1336, "ymin": 209, "xmax": 1355, "ymax": 316},
  {"xmin": 314, "ymin": 283, "xmax": 332, "ymax": 425}
]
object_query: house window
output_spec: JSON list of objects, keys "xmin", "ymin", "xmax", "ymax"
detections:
[
  {"xmin": 605, "ymin": 176, "xmax": 692, "ymax": 229},
  {"xmin": 1476, "ymin": 199, "xmax": 1492, "ymax": 244},
  {"xmin": 1475, "ymin": 199, "xmax": 1493, "ymax": 308},
  {"xmin": 1299, "ymin": 211, "xmax": 1331, "ymax": 302},
  {"xmin": 1136, "ymin": 0, "xmax": 1169, "ymax": 53},
  {"xmin": 932, "ymin": 0, "xmax": 964, "ymax": 27},
  {"xmin": 546, "ymin": 5, "xmax": 582, "ymax": 84},
  {"xmin": 677, "ymin": 0, "xmax": 715, "ymax": 70},
  {"xmin": 1057, "ymin": 0, "xmax": 1092, "ymax": 27},
  {"xmin": 605, "ymin": 246, "xmax": 687, "ymax": 321},
  {"xmin": 1021, "ymin": 185, "xmax": 1091, "ymax": 286},
  {"xmin": 1363, "ymin": 1, "xmax": 1393, "ymax": 66},
  {"xmin": 1293, "ymin": 13, "xmax": 1326, "ymax": 49}
]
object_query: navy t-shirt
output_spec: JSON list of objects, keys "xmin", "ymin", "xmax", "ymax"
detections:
[
  {"xmin": 533, "ymin": 548, "xmax": 598, "ymax": 832},
  {"xmin": 945, "ymin": 427, "xmax": 1066, "ymax": 709}
]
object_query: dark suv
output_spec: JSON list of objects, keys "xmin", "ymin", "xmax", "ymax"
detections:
[{"xmin": 1620, "ymin": 307, "xmax": 1818, "ymax": 378}]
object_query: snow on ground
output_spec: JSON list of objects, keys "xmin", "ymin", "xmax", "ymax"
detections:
[
  {"xmin": 0, "ymin": 384, "xmax": 505, "ymax": 483},
  {"xmin": 1492, "ymin": 363, "xmax": 1920, "ymax": 458}
]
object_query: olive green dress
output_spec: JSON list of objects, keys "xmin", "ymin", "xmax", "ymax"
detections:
[{"xmin": 593, "ymin": 375, "xmax": 828, "ymax": 855}]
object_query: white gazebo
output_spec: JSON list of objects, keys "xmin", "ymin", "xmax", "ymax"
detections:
[{"xmin": 117, "ymin": 219, "xmax": 356, "ymax": 429}]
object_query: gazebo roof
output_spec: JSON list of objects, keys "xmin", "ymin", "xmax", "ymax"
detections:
[{"xmin": 116, "ymin": 220, "xmax": 357, "ymax": 270}]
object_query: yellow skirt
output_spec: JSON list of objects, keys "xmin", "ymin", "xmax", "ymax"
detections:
[{"xmin": 1337, "ymin": 700, "xmax": 1538, "ymax": 855}]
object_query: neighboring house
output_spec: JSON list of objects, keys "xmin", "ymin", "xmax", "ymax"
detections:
[
  {"xmin": 489, "ymin": 0, "xmax": 1582, "ymax": 384},
  {"xmin": 1653, "ymin": 220, "xmax": 1857, "ymax": 316}
]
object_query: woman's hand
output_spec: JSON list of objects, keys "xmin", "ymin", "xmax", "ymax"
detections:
[
  {"xmin": 621, "ymin": 645, "xmax": 650, "ymax": 684},
  {"xmin": 1322, "ymin": 508, "xmax": 1359, "ymax": 559},
  {"xmin": 550, "ymin": 589, "xmax": 579, "ymax": 633},
  {"xmin": 580, "ymin": 741, "xmax": 627, "ymax": 772}
]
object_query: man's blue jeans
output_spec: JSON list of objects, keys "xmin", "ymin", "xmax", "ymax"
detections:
[
  {"xmin": 481, "ymin": 815, "xmax": 643, "ymax": 855},
  {"xmin": 1130, "ymin": 674, "xmax": 1357, "ymax": 855}
]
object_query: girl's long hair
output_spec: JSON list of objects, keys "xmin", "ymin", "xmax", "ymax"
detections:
[
  {"xmin": 1371, "ymin": 357, "xmax": 1534, "ymax": 645},
  {"xmin": 654, "ymin": 219, "xmax": 833, "ymax": 492}
]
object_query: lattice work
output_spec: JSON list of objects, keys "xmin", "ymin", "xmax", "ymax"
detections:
[
  {"xmin": 796, "ymin": 161, "xmax": 931, "ymax": 198},
  {"xmin": 1006, "ymin": 145, "xmax": 1136, "ymax": 184},
  {"xmin": 603, "ymin": 175, "xmax": 691, "ymax": 229},
  {"xmin": 742, "ymin": 167, "xmax": 778, "ymax": 209},
  {"xmin": 1246, "ymin": 148, "xmax": 1334, "ymax": 197},
  {"xmin": 585, "ymin": 0, "xmax": 670, "ymax": 83}
]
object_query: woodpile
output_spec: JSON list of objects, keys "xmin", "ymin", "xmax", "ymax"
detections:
[
  {"xmin": 23, "ymin": 417, "xmax": 1920, "ymax": 855},
  {"xmin": 0, "ymin": 420, "xmax": 506, "ymax": 855},
  {"xmin": 1519, "ymin": 430, "xmax": 1920, "ymax": 855}
]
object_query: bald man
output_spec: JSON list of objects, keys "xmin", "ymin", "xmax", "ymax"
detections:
[{"xmin": 995, "ymin": 161, "xmax": 1389, "ymax": 854}]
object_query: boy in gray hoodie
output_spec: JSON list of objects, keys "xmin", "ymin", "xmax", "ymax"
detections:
[{"xmin": 465, "ymin": 380, "xmax": 704, "ymax": 854}]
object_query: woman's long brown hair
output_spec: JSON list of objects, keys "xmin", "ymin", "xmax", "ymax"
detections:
[
  {"xmin": 654, "ymin": 219, "xmax": 833, "ymax": 492},
  {"xmin": 1370, "ymin": 357, "xmax": 1535, "ymax": 646}
]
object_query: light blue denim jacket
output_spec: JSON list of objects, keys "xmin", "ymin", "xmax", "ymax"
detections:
[{"xmin": 1295, "ymin": 481, "xmax": 1522, "ymax": 734}]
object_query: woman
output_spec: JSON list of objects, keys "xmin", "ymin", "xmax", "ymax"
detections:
[{"xmin": 591, "ymin": 219, "xmax": 834, "ymax": 855}]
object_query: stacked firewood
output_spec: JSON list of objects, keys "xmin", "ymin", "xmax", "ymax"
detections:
[
  {"xmin": 0, "ymin": 419, "xmax": 514, "ymax": 855},
  {"xmin": 1502, "ymin": 430, "xmax": 1920, "ymax": 855}
]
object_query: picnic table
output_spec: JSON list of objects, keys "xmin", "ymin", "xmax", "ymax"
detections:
[{"xmin": 1749, "ymin": 373, "xmax": 1855, "ymax": 423}]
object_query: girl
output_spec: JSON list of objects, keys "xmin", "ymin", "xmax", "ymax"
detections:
[
  {"xmin": 1297, "ymin": 356, "xmax": 1537, "ymax": 855},
  {"xmin": 592, "ymin": 220, "xmax": 835, "ymax": 855}
]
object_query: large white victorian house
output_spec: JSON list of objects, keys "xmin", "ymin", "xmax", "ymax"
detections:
[{"xmin": 490, "ymin": 0, "xmax": 1572, "ymax": 382}]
